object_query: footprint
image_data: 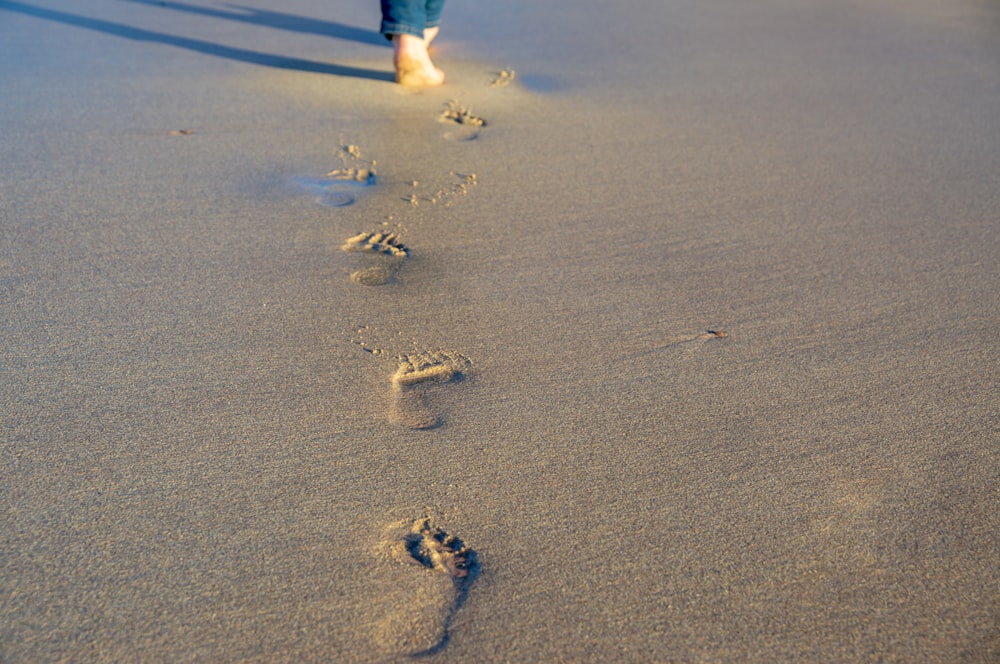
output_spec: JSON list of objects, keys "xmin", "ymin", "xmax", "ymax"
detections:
[
  {"xmin": 488, "ymin": 68, "xmax": 516, "ymax": 88},
  {"xmin": 404, "ymin": 173, "xmax": 478, "ymax": 208},
  {"xmin": 295, "ymin": 145, "xmax": 376, "ymax": 207},
  {"xmin": 389, "ymin": 350, "xmax": 472, "ymax": 429},
  {"xmin": 341, "ymin": 231, "xmax": 409, "ymax": 286},
  {"xmin": 440, "ymin": 100, "xmax": 487, "ymax": 141},
  {"xmin": 295, "ymin": 172, "xmax": 374, "ymax": 207},
  {"xmin": 372, "ymin": 518, "xmax": 478, "ymax": 656}
]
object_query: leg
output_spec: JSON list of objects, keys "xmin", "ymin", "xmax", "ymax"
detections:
[
  {"xmin": 380, "ymin": 0, "xmax": 445, "ymax": 86},
  {"xmin": 423, "ymin": 0, "xmax": 445, "ymax": 46}
]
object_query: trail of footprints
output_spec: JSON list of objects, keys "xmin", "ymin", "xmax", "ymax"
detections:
[
  {"xmin": 314, "ymin": 72, "xmax": 729, "ymax": 656},
  {"xmin": 324, "ymin": 86, "xmax": 495, "ymax": 656}
]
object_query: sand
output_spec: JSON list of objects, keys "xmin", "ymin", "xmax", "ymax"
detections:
[{"xmin": 1, "ymin": 0, "xmax": 998, "ymax": 661}]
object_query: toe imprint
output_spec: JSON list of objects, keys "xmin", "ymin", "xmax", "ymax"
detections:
[
  {"xmin": 324, "ymin": 167, "xmax": 376, "ymax": 185},
  {"xmin": 342, "ymin": 232, "xmax": 409, "ymax": 257},
  {"xmin": 401, "ymin": 518, "xmax": 476, "ymax": 579},
  {"xmin": 392, "ymin": 350, "xmax": 471, "ymax": 389},
  {"xmin": 342, "ymin": 232, "xmax": 410, "ymax": 286},
  {"xmin": 440, "ymin": 100, "xmax": 487, "ymax": 127}
]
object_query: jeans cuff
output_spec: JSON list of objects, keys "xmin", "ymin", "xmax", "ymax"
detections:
[{"xmin": 380, "ymin": 21, "xmax": 425, "ymax": 39}]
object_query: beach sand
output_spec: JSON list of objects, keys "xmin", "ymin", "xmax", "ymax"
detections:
[{"xmin": 1, "ymin": 0, "xmax": 998, "ymax": 661}]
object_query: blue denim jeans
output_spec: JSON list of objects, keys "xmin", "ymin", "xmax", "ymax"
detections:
[{"xmin": 380, "ymin": 0, "xmax": 445, "ymax": 39}]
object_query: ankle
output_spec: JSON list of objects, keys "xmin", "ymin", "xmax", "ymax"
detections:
[{"xmin": 393, "ymin": 33, "xmax": 427, "ymax": 57}]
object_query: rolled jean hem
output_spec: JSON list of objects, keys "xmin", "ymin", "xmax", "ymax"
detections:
[{"xmin": 380, "ymin": 21, "xmax": 439, "ymax": 39}]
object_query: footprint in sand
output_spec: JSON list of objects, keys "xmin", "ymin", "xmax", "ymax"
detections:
[
  {"xmin": 488, "ymin": 68, "xmax": 516, "ymax": 88},
  {"xmin": 372, "ymin": 517, "xmax": 478, "ymax": 656},
  {"xmin": 296, "ymin": 145, "xmax": 376, "ymax": 207},
  {"xmin": 404, "ymin": 172, "xmax": 478, "ymax": 208},
  {"xmin": 390, "ymin": 350, "xmax": 472, "ymax": 429},
  {"xmin": 296, "ymin": 167, "xmax": 375, "ymax": 207},
  {"xmin": 341, "ymin": 231, "xmax": 409, "ymax": 286},
  {"xmin": 439, "ymin": 100, "xmax": 487, "ymax": 141}
]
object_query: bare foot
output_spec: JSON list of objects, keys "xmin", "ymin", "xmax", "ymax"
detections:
[{"xmin": 393, "ymin": 33, "xmax": 444, "ymax": 87}]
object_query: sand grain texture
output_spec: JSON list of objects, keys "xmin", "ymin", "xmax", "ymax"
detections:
[{"xmin": 1, "ymin": 0, "xmax": 998, "ymax": 662}]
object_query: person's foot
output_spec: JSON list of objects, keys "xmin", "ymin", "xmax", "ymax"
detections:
[{"xmin": 393, "ymin": 33, "xmax": 444, "ymax": 87}]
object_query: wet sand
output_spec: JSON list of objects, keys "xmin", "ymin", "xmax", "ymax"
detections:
[{"xmin": 1, "ymin": 0, "xmax": 998, "ymax": 661}]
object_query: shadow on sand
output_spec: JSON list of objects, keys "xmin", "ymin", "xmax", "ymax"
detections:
[
  {"xmin": 117, "ymin": 0, "xmax": 388, "ymax": 47},
  {"xmin": 0, "ymin": 0, "xmax": 394, "ymax": 82}
]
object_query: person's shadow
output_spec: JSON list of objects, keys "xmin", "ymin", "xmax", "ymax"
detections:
[
  {"xmin": 119, "ymin": 0, "xmax": 388, "ymax": 47},
  {"xmin": 0, "ymin": 0, "xmax": 394, "ymax": 82}
]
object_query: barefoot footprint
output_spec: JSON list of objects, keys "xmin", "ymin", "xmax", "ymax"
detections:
[
  {"xmin": 489, "ymin": 68, "xmax": 516, "ymax": 88},
  {"xmin": 373, "ymin": 517, "xmax": 478, "ymax": 656},
  {"xmin": 390, "ymin": 350, "xmax": 472, "ymax": 429},
  {"xmin": 440, "ymin": 100, "xmax": 486, "ymax": 141},
  {"xmin": 341, "ymin": 231, "xmax": 409, "ymax": 286},
  {"xmin": 295, "ymin": 145, "xmax": 376, "ymax": 207}
]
